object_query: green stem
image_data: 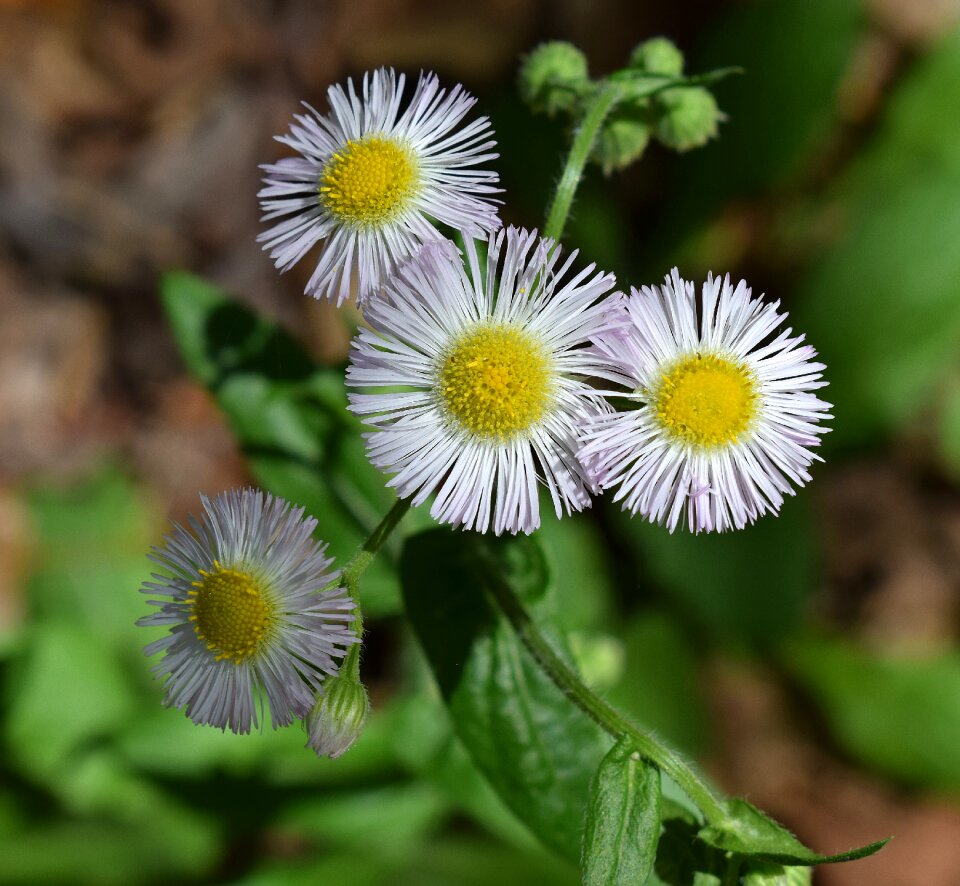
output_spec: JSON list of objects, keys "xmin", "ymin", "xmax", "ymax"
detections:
[
  {"xmin": 483, "ymin": 566, "xmax": 728, "ymax": 825},
  {"xmin": 341, "ymin": 496, "xmax": 412, "ymax": 597},
  {"xmin": 722, "ymin": 856, "xmax": 742, "ymax": 886},
  {"xmin": 316, "ymin": 497, "xmax": 409, "ymax": 682},
  {"xmin": 336, "ymin": 496, "xmax": 412, "ymax": 668},
  {"xmin": 543, "ymin": 82, "xmax": 622, "ymax": 242}
]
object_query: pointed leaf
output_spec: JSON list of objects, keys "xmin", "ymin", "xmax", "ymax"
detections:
[
  {"xmin": 400, "ymin": 528, "xmax": 611, "ymax": 860},
  {"xmin": 698, "ymin": 799, "xmax": 888, "ymax": 865},
  {"xmin": 581, "ymin": 736, "xmax": 661, "ymax": 885}
]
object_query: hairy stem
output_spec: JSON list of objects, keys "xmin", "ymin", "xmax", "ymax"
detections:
[
  {"xmin": 341, "ymin": 497, "xmax": 412, "ymax": 595},
  {"xmin": 543, "ymin": 82, "xmax": 622, "ymax": 242},
  {"xmin": 338, "ymin": 497, "xmax": 412, "ymax": 651},
  {"xmin": 483, "ymin": 565, "xmax": 728, "ymax": 825}
]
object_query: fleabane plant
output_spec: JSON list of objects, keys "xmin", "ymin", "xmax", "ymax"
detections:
[{"xmin": 143, "ymin": 40, "xmax": 888, "ymax": 884}]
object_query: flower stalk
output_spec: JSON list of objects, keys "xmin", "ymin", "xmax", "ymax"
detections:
[
  {"xmin": 543, "ymin": 81, "xmax": 622, "ymax": 242},
  {"xmin": 478, "ymin": 559, "xmax": 729, "ymax": 825}
]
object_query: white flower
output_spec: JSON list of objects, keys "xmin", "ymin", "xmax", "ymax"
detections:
[
  {"xmin": 346, "ymin": 227, "xmax": 622, "ymax": 535},
  {"xmin": 580, "ymin": 269, "xmax": 831, "ymax": 533},
  {"xmin": 258, "ymin": 67, "xmax": 501, "ymax": 305},
  {"xmin": 138, "ymin": 489, "xmax": 357, "ymax": 733}
]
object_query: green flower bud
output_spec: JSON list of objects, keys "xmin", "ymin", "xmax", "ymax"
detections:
[
  {"xmin": 518, "ymin": 41, "xmax": 589, "ymax": 116},
  {"xmin": 304, "ymin": 671, "xmax": 369, "ymax": 759},
  {"xmin": 592, "ymin": 112, "xmax": 651, "ymax": 175},
  {"xmin": 629, "ymin": 37, "xmax": 685, "ymax": 77},
  {"xmin": 654, "ymin": 87, "xmax": 721, "ymax": 152}
]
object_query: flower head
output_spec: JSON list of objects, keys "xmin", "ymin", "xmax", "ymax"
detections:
[
  {"xmin": 346, "ymin": 227, "xmax": 621, "ymax": 535},
  {"xmin": 138, "ymin": 489, "xmax": 357, "ymax": 733},
  {"xmin": 258, "ymin": 68, "xmax": 501, "ymax": 305},
  {"xmin": 581, "ymin": 269, "xmax": 831, "ymax": 533}
]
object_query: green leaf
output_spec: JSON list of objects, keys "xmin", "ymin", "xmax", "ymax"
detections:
[
  {"xmin": 698, "ymin": 798, "xmax": 888, "ymax": 865},
  {"xmin": 161, "ymin": 271, "xmax": 411, "ymax": 616},
  {"xmin": 581, "ymin": 736, "xmax": 661, "ymax": 886},
  {"xmin": 742, "ymin": 861, "xmax": 812, "ymax": 886},
  {"xmin": 400, "ymin": 528, "xmax": 611, "ymax": 861},
  {"xmin": 0, "ymin": 822, "xmax": 151, "ymax": 886},
  {"xmin": 393, "ymin": 836, "xmax": 580, "ymax": 886},
  {"xmin": 278, "ymin": 783, "xmax": 448, "ymax": 851},
  {"xmin": 784, "ymin": 633, "xmax": 960, "ymax": 789},
  {"xmin": 243, "ymin": 835, "xmax": 580, "ymax": 886},
  {"xmin": 26, "ymin": 468, "xmax": 159, "ymax": 649},
  {"xmin": 695, "ymin": 0, "xmax": 860, "ymax": 189},
  {"xmin": 386, "ymin": 678, "xmax": 543, "ymax": 850},
  {"xmin": 611, "ymin": 496, "xmax": 816, "ymax": 645}
]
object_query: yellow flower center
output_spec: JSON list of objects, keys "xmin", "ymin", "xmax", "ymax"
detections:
[
  {"xmin": 654, "ymin": 353, "xmax": 758, "ymax": 447},
  {"xmin": 319, "ymin": 136, "xmax": 417, "ymax": 225},
  {"xmin": 438, "ymin": 324, "xmax": 553, "ymax": 440},
  {"xmin": 188, "ymin": 562, "xmax": 276, "ymax": 663}
]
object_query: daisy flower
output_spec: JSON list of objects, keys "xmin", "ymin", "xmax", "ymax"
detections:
[
  {"xmin": 346, "ymin": 227, "xmax": 621, "ymax": 535},
  {"xmin": 138, "ymin": 489, "xmax": 357, "ymax": 733},
  {"xmin": 581, "ymin": 269, "xmax": 831, "ymax": 533},
  {"xmin": 258, "ymin": 67, "xmax": 501, "ymax": 305}
]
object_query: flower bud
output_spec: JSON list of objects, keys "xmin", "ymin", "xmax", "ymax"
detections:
[
  {"xmin": 654, "ymin": 87, "xmax": 721, "ymax": 152},
  {"xmin": 592, "ymin": 113, "xmax": 651, "ymax": 175},
  {"xmin": 304, "ymin": 671, "xmax": 370, "ymax": 759},
  {"xmin": 518, "ymin": 41, "xmax": 590, "ymax": 116},
  {"xmin": 629, "ymin": 37, "xmax": 685, "ymax": 77}
]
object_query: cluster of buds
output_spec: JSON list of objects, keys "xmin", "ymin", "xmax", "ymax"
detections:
[{"xmin": 518, "ymin": 37, "xmax": 724, "ymax": 174}]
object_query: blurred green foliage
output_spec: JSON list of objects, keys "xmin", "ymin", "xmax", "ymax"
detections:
[
  {"xmin": 785, "ymin": 634, "xmax": 960, "ymax": 790},
  {"xmin": 795, "ymin": 26, "xmax": 960, "ymax": 449}
]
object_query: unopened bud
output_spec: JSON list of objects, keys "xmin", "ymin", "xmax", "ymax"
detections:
[
  {"xmin": 305, "ymin": 672, "xmax": 369, "ymax": 759},
  {"xmin": 593, "ymin": 113, "xmax": 651, "ymax": 175},
  {"xmin": 518, "ymin": 41, "xmax": 590, "ymax": 116},
  {"xmin": 654, "ymin": 87, "xmax": 721, "ymax": 152},
  {"xmin": 629, "ymin": 37, "xmax": 685, "ymax": 77}
]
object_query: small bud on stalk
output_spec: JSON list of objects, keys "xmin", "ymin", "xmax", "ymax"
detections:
[
  {"xmin": 518, "ymin": 41, "xmax": 590, "ymax": 116},
  {"xmin": 629, "ymin": 37, "xmax": 685, "ymax": 77},
  {"xmin": 305, "ymin": 666, "xmax": 370, "ymax": 759},
  {"xmin": 654, "ymin": 87, "xmax": 722, "ymax": 151}
]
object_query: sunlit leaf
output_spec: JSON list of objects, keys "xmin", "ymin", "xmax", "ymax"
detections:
[{"xmin": 400, "ymin": 528, "xmax": 611, "ymax": 860}]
